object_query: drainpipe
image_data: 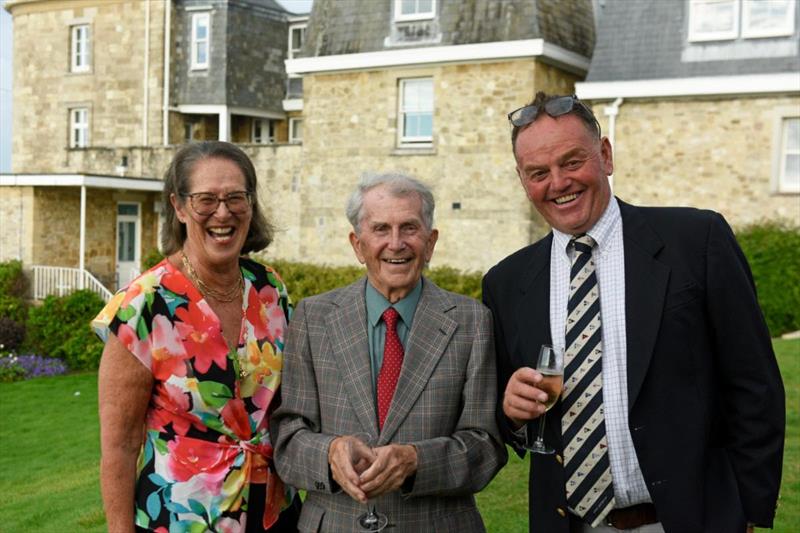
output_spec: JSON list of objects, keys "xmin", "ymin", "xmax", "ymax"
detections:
[
  {"xmin": 79, "ymin": 185, "xmax": 86, "ymax": 289},
  {"xmin": 142, "ymin": 0, "xmax": 151, "ymax": 146},
  {"xmin": 603, "ymin": 97, "xmax": 623, "ymax": 190},
  {"xmin": 163, "ymin": 0, "xmax": 172, "ymax": 146}
]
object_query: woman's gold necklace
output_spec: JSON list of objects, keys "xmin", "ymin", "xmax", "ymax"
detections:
[
  {"xmin": 181, "ymin": 251, "xmax": 249, "ymax": 379},
  {"xmin": 180, "ymin": 251, "xmax": 243, "ymax": 303}
]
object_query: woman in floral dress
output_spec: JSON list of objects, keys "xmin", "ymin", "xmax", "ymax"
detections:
[{"xmin": 93, "ymin": 142, "xmax": 300, "ymax": 533}]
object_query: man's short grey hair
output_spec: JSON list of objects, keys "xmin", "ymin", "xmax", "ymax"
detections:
[{"xmin": 346, "ymin": 172, "xmax": 435, "ymax": 234}]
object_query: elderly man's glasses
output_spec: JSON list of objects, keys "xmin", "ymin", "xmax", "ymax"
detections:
[
  {"xmin": 182, "ymin": 191, "xmax": 252, "ymax": 216},
  {"xmin": 508, "ymin": 95, "xmax": 600, "ymax": 135}
]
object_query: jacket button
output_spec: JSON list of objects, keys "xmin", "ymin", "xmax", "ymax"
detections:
[
  {"xmin": 555, "ymin": 454, "xmax": 563, "ymax": 464},
  {"xmin": 557, "ymin": 507, "xmax": 566, "ymax": 517}
]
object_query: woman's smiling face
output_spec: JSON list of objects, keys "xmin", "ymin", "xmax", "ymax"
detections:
[{"xmin": 171, "ymin": 156, "xmax": 252, "ymax": 268}]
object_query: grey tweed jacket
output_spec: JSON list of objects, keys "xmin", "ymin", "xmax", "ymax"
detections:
[{"xmin": 273, "ymin": 276, "xmax": 507, "ymax": 533}]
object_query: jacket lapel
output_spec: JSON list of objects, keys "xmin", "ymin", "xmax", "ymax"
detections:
[
  {"xmin": 619, "ymin": 201, "xmax": 670, "ymax": 409},
  {"xmin": 378, "ymin": 278, "xmax": 457, "ymax": 444},
  {"xmin": 326, "ymin": 278, "xmax": 379, "ymax": 435},
  {"xmin": 515, "ymin": 235, "xmax": 554, "ymax": 368}
]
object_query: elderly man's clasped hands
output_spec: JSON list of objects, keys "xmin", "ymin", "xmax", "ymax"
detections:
[{"xmin": 328, "ymin": 434, "xmax": 418, "ymax": 504}]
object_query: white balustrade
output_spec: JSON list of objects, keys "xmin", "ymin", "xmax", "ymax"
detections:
[{"xmin": 31, "ymin": 265, "xmax": 114, "ymax": 302}]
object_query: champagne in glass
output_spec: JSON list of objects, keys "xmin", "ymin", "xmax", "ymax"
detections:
[{"xmin": 524, "ymin": 344, "xmax": 564, "ymax": 455}]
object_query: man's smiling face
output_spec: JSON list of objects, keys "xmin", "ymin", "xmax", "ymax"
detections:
[
  {"xmin": 514, "ymin": 113, "xmax": 613, "ymax": 235},
  {"xmin": 349, "ymin": 184, "xmax": 438, "ymax": 303}
]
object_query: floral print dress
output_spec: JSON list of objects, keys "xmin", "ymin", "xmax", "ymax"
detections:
[{"xmin": 92, "ymin": 257, "xmax": 295, "ymax": 533}]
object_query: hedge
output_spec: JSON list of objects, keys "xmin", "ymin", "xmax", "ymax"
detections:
[{"xmin": 736, "ymin": 220, "xmax": 800, "ymax": 337}]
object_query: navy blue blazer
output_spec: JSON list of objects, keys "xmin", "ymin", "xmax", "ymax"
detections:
[{"xmin": 482, "ymin": 200, "xmax": 784, "ymax": 533}]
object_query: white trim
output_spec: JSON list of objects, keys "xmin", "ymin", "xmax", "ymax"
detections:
[
  {"xmin": 175, "ymin": 104, "xmax": 226, "ymax": 115},
  {"xmin": 185, "ymin": 4, "xmax": 213, "ymax": 12},
  {"xmin": 394, "ymin": 0, "xmax": 437, "ymax": 22},
  {"xmin": 285, "ymin": 39, "xmax": 590, "ymax": 75},
  {"xmin": 287, "ymin": 15, "xmax": 310, "ymax": 23},
  {"xmin": 398, "ymin": 77, "xmax": 434, "ymax": 145},
  {"xmin": 774, "ymin": 115, "xmax": 800, "ymax": 193},
  {"xmin": 282, "ymin": 98, "xmax": 304, "ymax": 112},
  {"xmin": 229, "ymin": 106, "xmax": 285, "ymax": 120},
  {"xmin": 576, "ymin": 73, "xmax": 800, "ymax": 99},
  {"xmin": 0, "ymin": 174, "xmax": 163, "ymax": 192},
  {"xmin": 191, "ymin": 12, "xmax": 210, "ymax": 70},
  {"xmin": 69, "ymin": 107, "xmax": 89, "ymax": 148}
]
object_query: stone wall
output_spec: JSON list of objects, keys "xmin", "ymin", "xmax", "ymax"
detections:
[
  {"xmin": 279, "ymin": 58, "xmax": 579, "ymax": 272},
  {"xmin": 10, "ymin": 0, "xmax": 167, "ymax": 173},
  {"xmin": 591, "ymin": 95, "xmax": 800, "ymax": 228},
  {"xmin": 0, "ymin": 186, "xmax": 34, "ymax": 264}
]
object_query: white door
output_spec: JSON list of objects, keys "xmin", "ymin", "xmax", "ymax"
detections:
[{"xmin": 116, "ymin": 202, "xmax": 141, "ymax": 288}]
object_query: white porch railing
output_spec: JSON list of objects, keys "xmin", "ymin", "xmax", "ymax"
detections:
[{"xmin": 31, "ymin": 265, "xmax": 114, "ymax": 303}]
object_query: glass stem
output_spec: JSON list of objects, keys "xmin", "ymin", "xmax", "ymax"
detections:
[{"xmin": 536, "ymin": 414, "xmax": 547, "ymax": 443}]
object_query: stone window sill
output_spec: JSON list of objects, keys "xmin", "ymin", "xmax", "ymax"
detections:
[{"xmin": 392, "ymin": 146, "xmax": 437, "ymax": 156}]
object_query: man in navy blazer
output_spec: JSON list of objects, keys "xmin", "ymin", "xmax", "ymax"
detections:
[{"xmin": 482, "ymin": 92, "xmax": 784, "ymax": 533}]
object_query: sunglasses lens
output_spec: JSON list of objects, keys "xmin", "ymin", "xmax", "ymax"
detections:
[
  {"xmin": 511, "ymin": 105, "xmax": 539, "ymax": 127},
  {"xmin": 544, "ymin": 96, "xmax": 576, "ymax": 117}
]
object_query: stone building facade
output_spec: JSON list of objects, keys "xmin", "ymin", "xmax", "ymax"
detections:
[
  {"xmin": 577, "ymin": 0, "xmax": 800, "ymax": 227},
  {"xmin": 8, "ymin": 0, "xmax": 794, "ymax": 297}
]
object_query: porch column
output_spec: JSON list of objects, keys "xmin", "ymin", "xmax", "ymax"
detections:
[
  {"xmin": 219, "ymin": 108, "xmax": 230, "ymax": 141},
  {"xmin": 79, "ymin": 185, "xmax": 86, "ymax": 289}
]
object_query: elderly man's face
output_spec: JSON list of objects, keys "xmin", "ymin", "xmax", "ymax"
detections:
[
  {"xmin": 515, "ymin": 114, "xmax": 613, "ymax": 235},
  {"xmin": 349, "ymin": 184, "xmax": 438, "ymax": 303}
]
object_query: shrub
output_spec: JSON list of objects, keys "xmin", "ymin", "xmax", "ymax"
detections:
[
  {"xmin": 0, "ymin": 356, "xmax": 26, "ymax": 383},
  {"xmin": 25, "ymin": 290, "xmax": 105, "ymax": 370},
  {"xmin": 261, "ymin": 259, "xmax": 483, "ymax": 303},
  {"xmin": 0, "ymin": 260, "xmax": 28, "ymax": 322},
  {"xmin": 142, "ymin": 248, "xmax": 165, "ymax": 270},
  {"xmin": 0, "ymin": 317, "xmax": 26, "ymax": 352},
  {"xmin": 736, "ymin": 220, "xmax": 800, "ymax": 337}
]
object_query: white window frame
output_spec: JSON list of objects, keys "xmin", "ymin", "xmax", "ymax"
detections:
[
  {"xmin": 69, "ymin": 107, "xmax": 89, "ymax": 148},
  {"xmin": 251, "ymin": 119, "xmax": 275, "ymax": 144},
  {"xmin": 288, "ymin": 23, "xmax": 306, "ymax": 60},
  {"xmin": 741, "ymin": 0, "xmax": 795, "ymax": 39},
  {"xmin": 70, "ymin": 24, "xmax": 91, "ymax": 73},
  {"xmin": 394, "ymin": 0, "xmax": 437, "ymax": 22},
  {"xmin": 289, "ymin": 117, "xmax": 303, "ymax": 143},
  {"xmin": 775, "ymin": 116, "xmax": 800, "ymax": 194},
  {"xmin": 398, "ymin": 77, "xmax": 434, "ymax": 146},
  {"xmin": 191, "ymin": 12, "xmax": 210, "ymax": 70},
  {"xmin": 688, "ymin": 0, "xmax": 740, "ymax": 42}
]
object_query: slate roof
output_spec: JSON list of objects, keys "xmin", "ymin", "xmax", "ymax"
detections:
[
  {"xmin": 302, "ymin": 0, "xmax": 595, "ymax": 58},
  {"xmin": 586, "ymin": 0, "xmax": 800, "ymax": 82}
]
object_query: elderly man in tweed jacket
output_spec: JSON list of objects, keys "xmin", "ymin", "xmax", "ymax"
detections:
[{"xmin": 273, "ymin": 173, "xmax": 507, "ymax": 533}]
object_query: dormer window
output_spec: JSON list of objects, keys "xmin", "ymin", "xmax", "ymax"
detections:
[
  {"xmin": 394, "ymin": 0, "xmax": 436, "ymax": 22},
  {"xmin": 688, "ymin": 0, "xmax": 795, "ymax": 42}
]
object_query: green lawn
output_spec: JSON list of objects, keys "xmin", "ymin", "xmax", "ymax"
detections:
[{"xmin": 0, "ymin": 339, "xmax": 797, "ymax": 532}]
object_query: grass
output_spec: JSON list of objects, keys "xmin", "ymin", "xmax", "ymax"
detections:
[{"xmin": 0, "ymin": 340, "xmax": 797, "ymax": 532}]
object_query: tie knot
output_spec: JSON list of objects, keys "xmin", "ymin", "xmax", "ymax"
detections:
[
  {"xmin": 570, "ymin": 234, "xmax": 596, "ymax": 254},
  {"xmin": 382, "ymin": 307, "xmax": 400, "ymax": 329}
]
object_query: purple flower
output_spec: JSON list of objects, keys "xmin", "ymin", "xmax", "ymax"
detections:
[{"xmin": 0, "ymin": 353, "xmax": 68, "ymax": 380}]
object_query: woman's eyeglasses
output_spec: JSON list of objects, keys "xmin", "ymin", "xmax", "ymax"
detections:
[{"xmin": 182, "ymin": 191, "xmax": 252, "ymax": 216}]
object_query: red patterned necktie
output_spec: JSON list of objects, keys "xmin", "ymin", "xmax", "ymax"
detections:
[{"xmin": 377, "ymin": 307, "xmax": 404, "ymax": 429}]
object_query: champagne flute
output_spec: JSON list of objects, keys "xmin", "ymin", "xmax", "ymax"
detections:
[
  {"xmin": 351, "ymin": 433, "xmax": 388, "ymax": 532},
  {"xmin": 524, "ymin": 344, "xmax": 564, "ymax": 455}
]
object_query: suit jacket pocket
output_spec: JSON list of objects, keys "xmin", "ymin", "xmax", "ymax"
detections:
[
  {"xmin": 432, "ymin": 507, "xmax": 486, "ymax": 533},
  {"xmin": 664, "ymin": 284, "xmax": 701, "ymax": 312},
  {"xmin": 298, "ymin": 499, "xmax": 325, "ymax": 533}
]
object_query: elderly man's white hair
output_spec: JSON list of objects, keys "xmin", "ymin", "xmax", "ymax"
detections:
[{"xmin": 345, "ymin": 172, "xmax": 435, "ymax": 234}]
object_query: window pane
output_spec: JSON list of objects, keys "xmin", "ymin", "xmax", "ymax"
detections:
[
  {"xmin": 744, "ymin": 0, "xmax": 793, "ymax": 33},
  {"xmin": 292, "ymin": 27, "xmax": 304, "ymax": 49},
  {"xmin": 784, "ymin": 154, "xmax": 799, "ymax": 183},
  {"xmin": 197, "ymin": 44, "xmax": 207, "ymax": 65},
  {"xmin": 118, "ymin": 221, "xmax": 136, "ymax": 261},
  {"xmin": 785, "ymin": 117, "xmax": 799, "ymax": 148},
  {"xmin": 118, "ymin": 204, "xmax": 138, "ymax": 216},
  {"xmin": 401, "ymin": 0, "xmax": 415, "ymax": 15},
  {"xmin": 692, "ymin": 0, "xmax": 736, "ymax": 33},
  {"xmin": 419, "ymin": 0, "xmax": 433, "ymax": 13}
]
